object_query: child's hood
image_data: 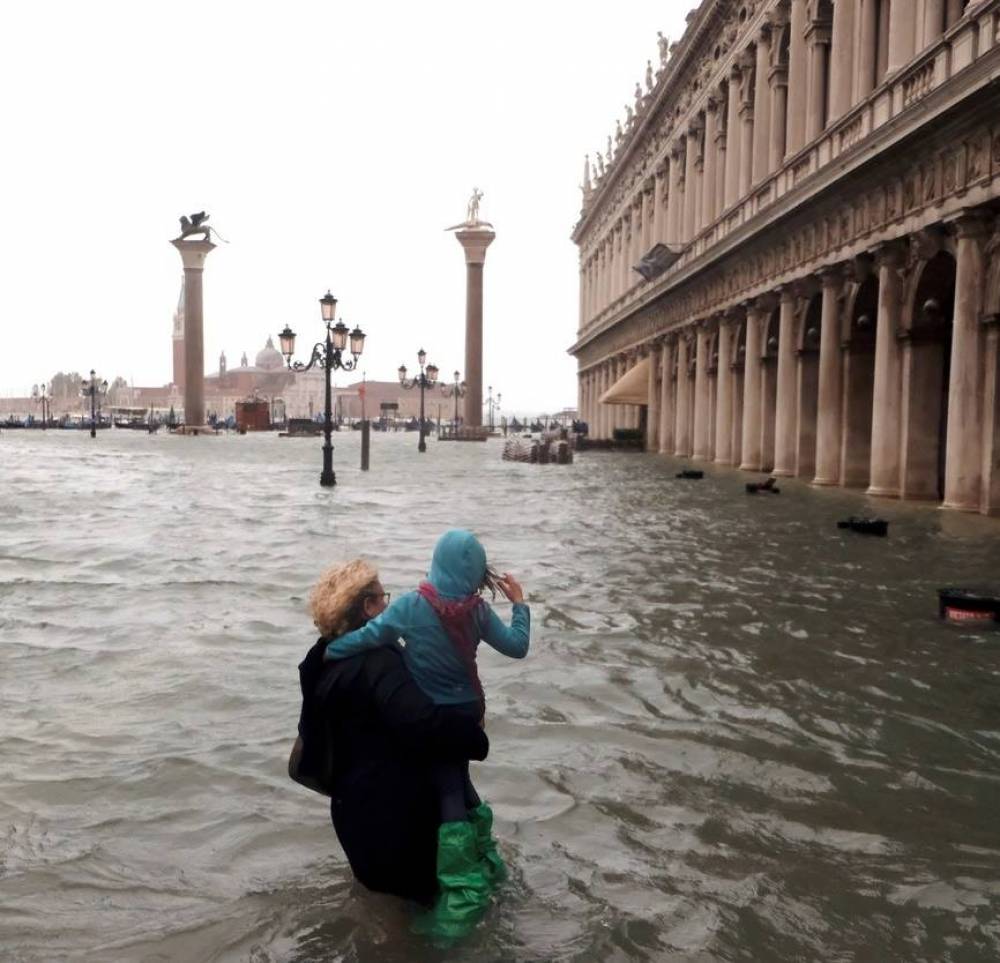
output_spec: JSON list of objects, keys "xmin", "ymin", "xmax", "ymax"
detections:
[{"xmin": 427, "ymin": 529, "xmax": 486, "ymax": 599}]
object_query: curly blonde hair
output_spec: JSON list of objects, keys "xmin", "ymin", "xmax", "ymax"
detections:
[{"xmin": 309, "ymin": 559, "xmax": 380, "ymax": 638}]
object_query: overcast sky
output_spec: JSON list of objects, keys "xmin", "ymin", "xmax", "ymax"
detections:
[{"xmin": 0, "ymin": 0, "xmax": 695, "ymax": 414}]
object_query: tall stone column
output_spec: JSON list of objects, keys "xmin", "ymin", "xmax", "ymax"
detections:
[
  {"xmin": 814, "ymin": 268, "xmax": 845, "ymax": 485},
  {"xmin": 595, "ymin": 368, "xmax": 603, "ymax": 432},
  {"xmin": 829, "ymin": 0, "xmax": 857, "ymax": 123},
  {"xmin": 453, "ymin": 225, "xmax": 496, "ymax": 427},
  {"xmin": 646, "ymin": 347, "xmax": 660, "ymax": 453},
  {"xmin": 703, "ymin": 99, "xmax": 719, "ymax": 225},
  {"xmin": 724, "ymin": 69, "xmax": 742, "ymax": 209},
  {"xmin": 752, "ymin": 30, "xmax": 773, "ymax": 184},
  {"xmin": 738, "ymin": 77, "xmax": 755, "ymax": 200},
  {"xmin": 653, "ymin": 163, "xmax": 667, "ymax": 243},
  {"xmin": 868, "ymin": 243, "xmax": 906, "ymax": 497},
  {"xmin": 683, "ymin": 125, "xmax": 701, "ymax": 243},
  {"xmin": 693, "ymin": 325, "xmax": 712, "ymax": 459},
  {"xmin": 170, "ymin": 236, "xmax": 216, "ymax": 430},
  {"xmin": 660, "ymin": 339, "xmax": 675, "ymax": 454},
  {"xmin": 767, "ymin": 48, "xmax": 789, "ymax": 173},
  {"xmin": 982, "ymin": 318, "xmax": 1000, "ymax": 515},
  {"xmin": 620, "ymin": 224, "xmax": 629, "ymax": 296},
  {"xmin": 598, "ymin": 363, "xmax": 610, "ymax": 439},
  {"xmin": 674, "ymin": 336, "xmax": 692, "ymax": 457},
  {"xmin": 714, "ymin": 104, "xmax": 728, "ymax": 216},
  {"xmin": 666, "ymin": 150, "xmax": 681, "ymax": 244},
  {"xmin": 773, "ymin": 287, "xmax": 799, "ymax": 476},
  {"xmin": 805, "ymin": 19, "xmax": 832, "ymax": 142},
  {"xmin": 610, "ymin": 221, "xmax": 625, "ymax": 303},
  {"xmin": 740, "ymin": 303, "xmax": 766, "ymax": 470},
  {"xmin": 855, "ymin": 0, "xmax": 878, "ymax": 101},
  {"xmin": 887, "ymin": 0, "xmax": 916, "ymax": 72},
  {"xmin": 786, "ymin": 0, "xmax": 808, "ymax": 156},
  {"xmin": 942, "ymin": 213, "xmax": 988, "ymax": 511},
  {"xmin": 715, "ymin": 319, "xmax": 735, "ymax": 464},
  {"xmin": 922, "ymin": 0, "xmax": 945, "ymax": 48}
]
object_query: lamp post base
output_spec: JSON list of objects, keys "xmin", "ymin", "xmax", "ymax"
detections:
[{"xmin": 320, "ymin": 470, "xmax": 337, "ymax": 487}]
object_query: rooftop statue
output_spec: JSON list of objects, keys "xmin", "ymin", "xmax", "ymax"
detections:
[
  {"xmin": 624, "ymin": 103, "xmax": 635, "ymax": 127},
  {"xmin": 467, "ymin": 187, "xmax": 484, "ymax": 223},
  {"xmin": 645, "ymin": 59, "xmax": 655, "ymax": 92},
  {"xmin": 175, "ymin": 211, "xmax": 228, "ymax": 243},
  {"xmin": 606, "ymin": 135, "xmax": 613, "ymax": 163},
  {"xmin": 615, "ymin": 119, "xmax": 624, "ymax": 146},
  {"xmin": 446, "ymin": 187, "xmax": 494, "ymax": 231},
  {"xmin": 657, "ymin": 31, "xmax": 670, "ymax": 67},
  {"xmin": 596, "ymin": 152, "xmax": 605, "ymax": 177}
]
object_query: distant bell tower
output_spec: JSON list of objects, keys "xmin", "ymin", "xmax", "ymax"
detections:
[
  {"xmin": 171, "ymin": 280, "xmax": 185, "ymax": 389},
  {"xmin": 219, "ymin": 350, "xmax": 227, "ymax": 377}
]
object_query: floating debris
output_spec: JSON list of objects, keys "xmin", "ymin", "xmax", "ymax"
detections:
[
  {"xmin": 837, "ymin": 517, "xmax": 889, "ymax": 536},
  {"xmin": 937, "ymin": 587, "xmax": 1000, "ymax": 624}
]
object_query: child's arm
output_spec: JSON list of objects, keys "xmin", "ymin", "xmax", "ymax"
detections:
[
  {"xmin": 479, "ymin": 573, "xmax": 530, "ymax": 658},
  {"xmin": 323, "ymin": 600, "xmax": 404, "ymax": 661}
]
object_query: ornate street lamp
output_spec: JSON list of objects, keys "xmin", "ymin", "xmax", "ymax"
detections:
[
  {"xmin": 398, "ymin": 349, "xmax": 438, "ymax": 452},
  {"xmin": 484, "ymin": 384, "xmax": 500, "ymax": 432},
  {"xmin": 31, "ymin": 382, "xmax": 51, "ymax": 429},
  {"xmin": 279, "ymin": 290, "xmax": 366, "ymax": 487},
  {"xmin": 441, "ymin": 369, "xmax": 467, "ymax": 431},
  {"xmin": 80, "ymin": 370, "xmax": 108, "ymax": 439}
]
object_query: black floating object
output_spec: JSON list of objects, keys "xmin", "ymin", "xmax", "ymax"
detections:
[
  {"xmin": 676, "ymin": 469, "xmax": 704, "ymax": 479},
  {"xmin": 746, "ymin": 476, "xmax": 780, "ymax": 494},
  {"xmin": 937, "ymin": 587, "xmax": 1000, "ymax": 624},
  {"xmin": 837, "ymin": 516, "xmax": 889, "ymax": 536}
]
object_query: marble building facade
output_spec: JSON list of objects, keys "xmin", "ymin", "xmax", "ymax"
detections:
[{"xmin": 571, "ymin": 0, "xmax": 1000, "ymax": 514}]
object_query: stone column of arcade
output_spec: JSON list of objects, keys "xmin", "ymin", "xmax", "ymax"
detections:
[
  {"xmin": 814, "ymin": 267, "xmax": 845, "ymax": 485},
  {"xmin": 646, "ymin": 347, "xmax": 660, "ymax": 453},
  {"xmin": 773, "ymin": 286, "xmax": 799, "ymax": 476},
  {"xmin": 715, "ymin": 319, "xmax": 735, "ymax": 465},
  {"xmin": 942, "ymin": 213, "xmax": 988, "ymax": 511},
  {"xmin": 674, "ymin": 336, "xmax": 692, "ymax": 457},
  {"xmin": 453, "ymin": 223, "xmax": 495, "ymax": 429},
  {"xmin": 868, "ymin": 242, "xmax": 906, "ymax": 497},
  {"xmin": 659, "ymin": 338, "xmax": 676, "ymax": 454},
  {"xmin": 693, "ymin": 326, "xmax": 712, "ymax": 460},
  {"xmin": 171, "ymin": 222, "xmax": 216, "ymax": 433},
  {"xmin": 740, "ymin": 302, "xmax": 767, "ymax": 471}
]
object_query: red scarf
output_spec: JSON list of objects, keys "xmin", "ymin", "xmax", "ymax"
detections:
[{"xmin": 417, "ymin": 580, "xmax": 485, "ymax": 709}]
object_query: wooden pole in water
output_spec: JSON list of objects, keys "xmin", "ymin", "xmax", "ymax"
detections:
[{"xmin": 361, "ymin": 419, "xmax": 370, "ymax": 471}]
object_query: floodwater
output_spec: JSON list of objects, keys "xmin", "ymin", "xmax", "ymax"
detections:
[{"xmin": 3, "ymin": 428, "xmax": 1000, "ymax": 963}]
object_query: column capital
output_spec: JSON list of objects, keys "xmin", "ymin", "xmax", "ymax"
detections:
[
  {"xmin": 818, "ymin": 263, "xmax": 846, "ymax": 288},
  {"xmin": 752, "ymin": 291, "xmax": 780, "ymax": 314},
  {"xmin": 766, "ymin": 5, "xmax": 790, "ymax": 29},
  {"xmin": 844, "ymin": 252, "xmax": 875, "ymax": 284},
  {"xmin": 171, "ymin": 238, "xmax": 216, "ymax": 270},
  {"xmin": 945, "ymin": 209, "xmax": 992, "ymax": 241},
  {"xmin": 872, "ymin": 239, "xmax": 908, "ymax": 267},
  {"xmin": 776, "ymin": 282, "xmax": 799, "ymax": 304}
]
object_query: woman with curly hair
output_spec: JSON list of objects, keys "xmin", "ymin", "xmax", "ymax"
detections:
[
  {"xmin": 291, "ymin": 558, "xmax": 489, "ymax": 909},
  {"xmin": 322, "ymin": 529, "xmax": 530, "ymax": 939}
]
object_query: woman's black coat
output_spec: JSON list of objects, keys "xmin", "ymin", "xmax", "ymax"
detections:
[{"xmin": 296, "ymin": 639, "xmax": 489, "ymax": 905}]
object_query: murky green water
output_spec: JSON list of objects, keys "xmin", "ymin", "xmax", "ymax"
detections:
[{"xmin": 3, "ymin": 429, "xmax": 1000, "ymax": 961}]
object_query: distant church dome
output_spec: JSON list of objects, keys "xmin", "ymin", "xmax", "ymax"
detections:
[{"xmin": 256, "ymin": 336, "xmax": 284, "ymax": 371}]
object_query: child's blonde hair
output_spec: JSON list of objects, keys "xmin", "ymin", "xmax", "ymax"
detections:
[{"xmin": 309, "ymin": 559, "xmax": 380, "ymax": 638}]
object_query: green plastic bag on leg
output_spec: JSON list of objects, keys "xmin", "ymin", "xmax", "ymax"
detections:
[
  {"xmin": 469, "ymin": 802, "xmax": 507, "ymax": 885},
  {"xmin": 412, "ymin": 820, "xmax": 491, "ymax": 941}
]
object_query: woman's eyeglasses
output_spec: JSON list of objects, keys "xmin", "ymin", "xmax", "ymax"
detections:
[{"xmin": 365, "ymin": 591, "xmax": 390, "ymax": 604}]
